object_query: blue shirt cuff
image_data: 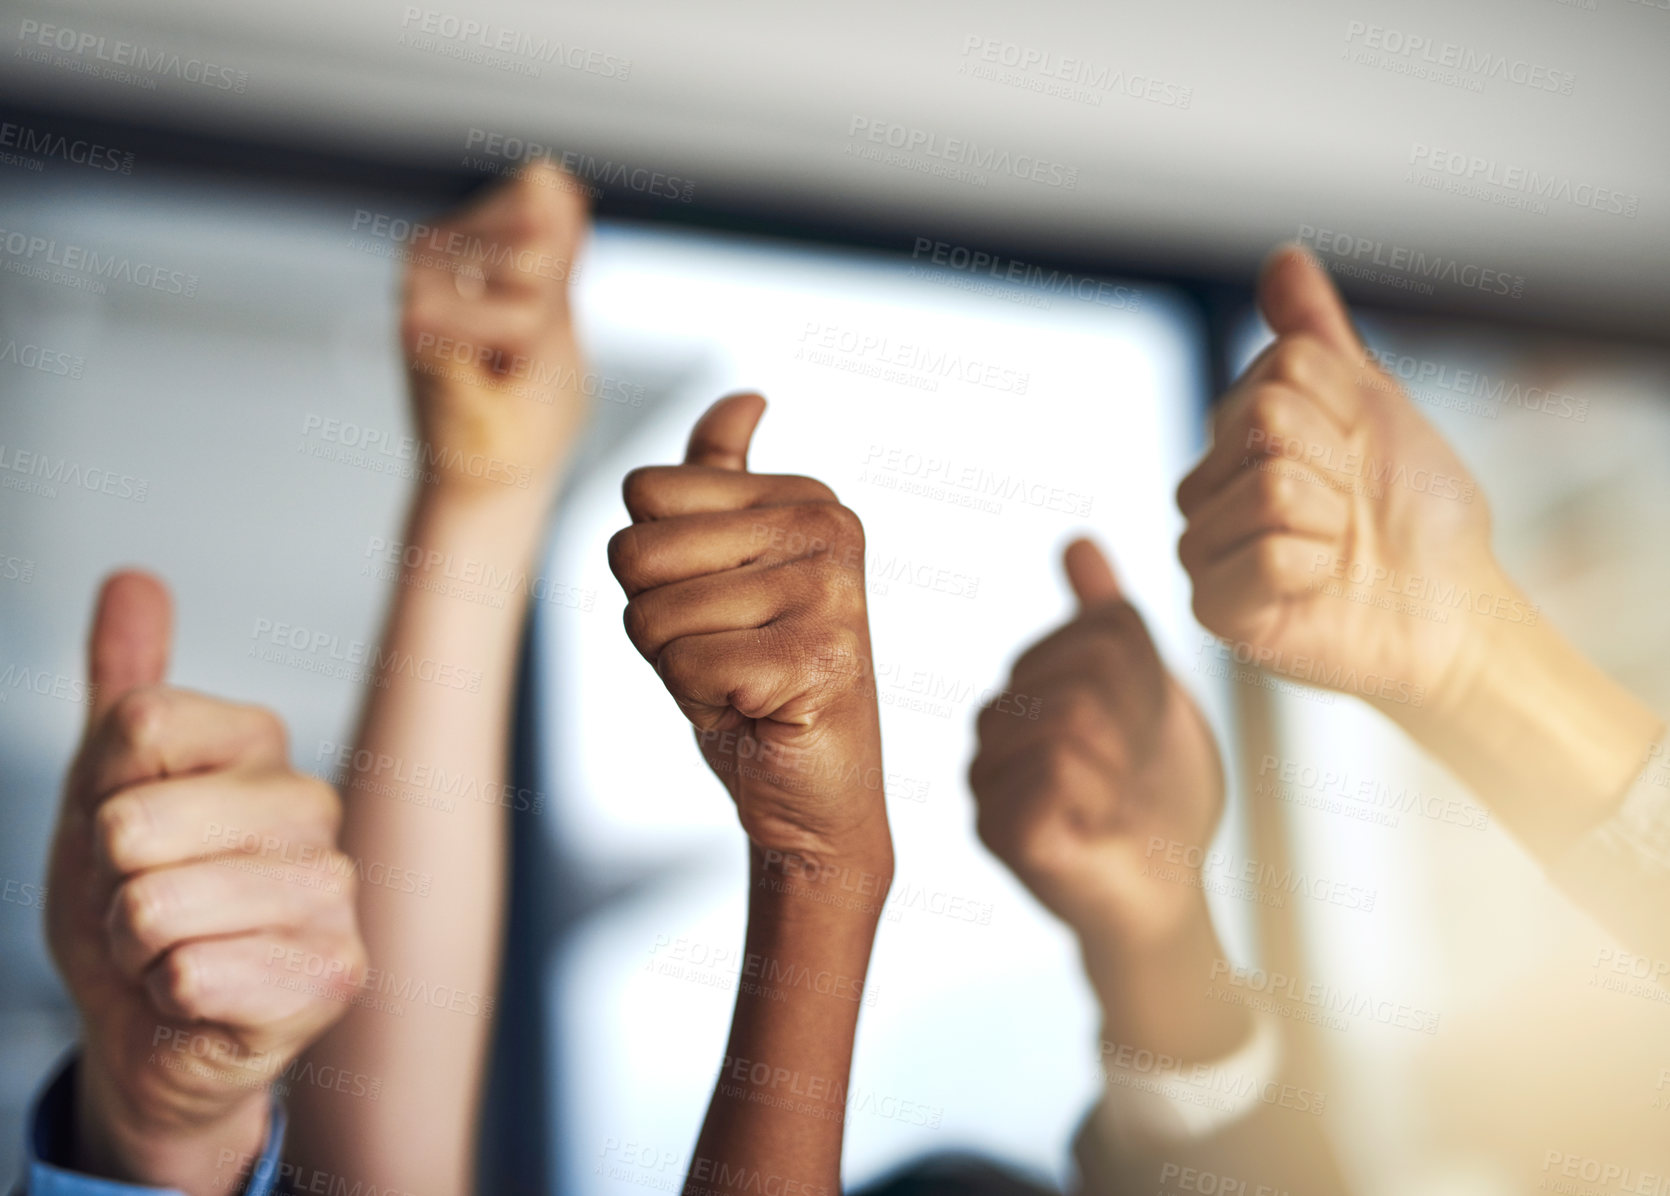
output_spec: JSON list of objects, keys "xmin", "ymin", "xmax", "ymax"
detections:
[{"xmin": 20, "ymin": 1052, "xmax": 289, "ymax": 1196}]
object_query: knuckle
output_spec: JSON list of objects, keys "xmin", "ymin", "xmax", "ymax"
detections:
[
  {"xmin": 1268, "ymin": 337, "xmax": 1323, "ymax": 389},
  {"xmin": 805, "ymin": 625, "xmax": 867, "ymax": 692},
  {"xmin": 111, "ymin": 688, "xmax": 170, "ymax": 753},
  {"xmin": 1254, "ymin": 537, "xmax": 1295, "ymax": 583},
  {"xmin": 621, "ymin": 466, "xmax": 661, "ymax": 518},
  {"xmin": 788, "ymin": 474, "xmax": 839, "ymax": 505},
  {"xmin": 621, "ymin": 597, "xmax": 653, "ymax": 653},
  {"xmin": 112, "ymin": 875, "xmax": 171, "ymax": 952},
  {"xmin": 299, "ymin": 776, "xmax": 344, "ymax": 839},
  {"xmin": 94, "ymin": 794, "xmax": 148, "ymax": 871},
  {"xmin": 605, "ymin": 525, "xmax": 639, "ymax": 582},
  {"xmin": 1256, "ymin": 463, "xmax": 1299, "ymax": 510},
  {"xmin": 1053, "ymin": 685, "xmax": 1106, "ymax": 741},
  {"xmin": 158, "ymin": 948, "xmax": 208, "ymax": 1017},
  {"xmin": 250, "ymin": 706, "xmax": 289, "ymax": 755}
]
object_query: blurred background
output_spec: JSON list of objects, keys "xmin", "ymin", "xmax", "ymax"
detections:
[{"xmin": 2, "ymin": 2, "xmax": 1668, "ymax": 1194}]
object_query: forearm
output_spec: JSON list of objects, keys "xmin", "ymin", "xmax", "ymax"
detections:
[
  {"xmin": 1392, "ymin": 586, "xmax": 1663, "ymax": 862},
  {"xmin": 287, "ymin": 482, "xmax": 555, "ymax": 1195},
  {"xmin": 686, "ymin": 845, "xmax": 890, "ymax": 1196},
  {"xmin": 1080, "ymin": 894, "xmax": 1251, "ymax": 1065}
]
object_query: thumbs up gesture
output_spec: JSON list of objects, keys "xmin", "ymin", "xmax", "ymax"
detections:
[
  {"xmin": 44, "ymin": 573, "xmax": 365, "ymax": 1195},
  {"xmin": 606, "ymin": 394, "xmax": 892, "ymax": 881},
  {"xmin": 969, "ymin": 540, "xmax": 1224, "ymax": 951},
  {"xmin": 1177, "ymin": 247, "xmax": 1518, "ymax": 712},
  {"xmin": 401, "ymin": 159, "xmax": 593, "ymax": 499}
]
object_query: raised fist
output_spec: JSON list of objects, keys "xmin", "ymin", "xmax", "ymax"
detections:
[
  {"xmin": 969, "ymin": 540, "xmax": 1224, "ymax": 950},
  {"xmin": 1176, "ymin": 247, "xmax": 1525, "ymax": 714},
  {"xmin": 606, "ymin": 394, "xmax": 891, "ymax": 875},
  {"xmin": 44, "ymin": 573, "xmax": 365, "ymax": 1193},
  {"xmin": 400, "ymin": 158, "xmax": 592, "ymax": 497}
]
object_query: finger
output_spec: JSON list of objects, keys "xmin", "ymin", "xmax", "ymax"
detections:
[
  {"xmin": 80, "ymin": 691, "xmax": 290, "ymax": 809},
  {"xmin": 107, "ymin": 852, "xmax": 353, "ymax": 980},
  {"xmin": 1179, "ymin": 461, "xmax": 1348, "ymax": 571},
  {"xmin": 1009, "ymin": 604, "xmax": 1158, "ymax": 694},
  {"xmin": 608, "ymin": 502, "xmax": 860, "ymax": 597},
  {"xmin": 94, "ymin": 770, "xmax": 341, "ymax": 876},
  {"xmin": 146, "ymin": 930, "xmax": 363, "ymax": 1031},
  {"xmin": 623, "ymin": 559, "xmax": 851, "ymax": 665},
  {"xmin": 621, "ymin": 466, "xmax": 835, "ymax": 523},
  {"xmin": 1177, "ymin": 383, "xmax": 1346, "ymax": 515},
  {"xmin": 973, "ymin": 680, "xmax": 1128, "ymax": 782},
  {"xmin": 1258, "ymin": 244, "xmax": 1362, "ymax": 358},
  {"xmin": 656, "ymin": 625, "xmax": 857, "ymax": 732},
  {"xmin": 1063, "ymin": 538, "xmax": 1121, "ymax": 609},
  {"xmin": 84, "ymin": 571, "xmax": 172, "ymax": 733},
  {"xmin": 971, "ymin": 741, "xmax": 1116, "ymax": 852},
  {"xmin": 685, "ymin": 392, "xmax": 767, "ymax": 470},
  {"xmin": 1188, "ymin": 536, "xmax": 1316, "ymax": 639},
  {"xmin": 456, "ymin": 158, "xmax": 588, "ymax": 254}
]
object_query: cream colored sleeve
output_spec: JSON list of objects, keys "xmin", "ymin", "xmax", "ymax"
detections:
[{"xmin": 1551, "ymin": 733, "xmax": 1670, "ymax": 976}]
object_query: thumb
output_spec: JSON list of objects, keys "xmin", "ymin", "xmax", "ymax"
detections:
[
  {"xmin": 1257, "ymin": 244, "xmax": 1362, "ymax": 358},
  {"xmin": 1063, "ymin": 538, "xmax": 1122, "ymax": 609},
  {"xmin": 84, "ymin": 570, "xmax": 172, "ymax": 732},
  {"xmin": 684, "ymin": 392, "xmax": 766, "ymax": 471}
]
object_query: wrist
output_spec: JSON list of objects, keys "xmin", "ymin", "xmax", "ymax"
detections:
[
  {"xmin": 749, "ymin": 832, "xmax": 894, "ymax": 924},
  {"xmin": 1391, "ymin": 572, "xmax": 1662, "ymax": 857},
  {"xmin": 1080, "ymin": 894, "xmax": 1253, "ymax": 1064},
  {"xmin": 76, "ymin": 1056, "xmax": 271, "ymax": 1196}
]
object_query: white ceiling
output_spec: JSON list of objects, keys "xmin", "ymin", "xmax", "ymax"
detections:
[{"xmin": 7, "ymin": 0, "xmax": 1669, "ymax": 334}]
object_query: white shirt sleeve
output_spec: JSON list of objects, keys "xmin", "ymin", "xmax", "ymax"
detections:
[
  {"xmin": 1550, "ymin": 732, "xmax": 1670, "ymax": 971},
  {"xmin": 1092, "ymin": 1013, "xmax": 1283, "ymax": 1150}
]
